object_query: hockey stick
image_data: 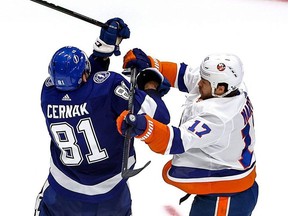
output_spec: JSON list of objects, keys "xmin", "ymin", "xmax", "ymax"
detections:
[
  {"xmin": 30, "ymin": 0, "xmax": 108, "ymax": 28},
  {"xmin": 121, "ymin": 68, "xmax": 151, "ymax": 178}
]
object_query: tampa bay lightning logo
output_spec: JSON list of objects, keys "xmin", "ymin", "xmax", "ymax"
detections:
[
  {"xmin": 73, "ymin": 54, "xmax": 80, "ymax": 64},
  {"xmin": 93, "ymin": 71, "xmax": 110, "ymax": 83}
]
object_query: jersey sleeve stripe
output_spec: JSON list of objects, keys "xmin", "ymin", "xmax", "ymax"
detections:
[
  {"xmin": 49, "ymin": 156, "xmax": 135, "ymax": 196},
  {"xmin": 177, "ymin": 63, "xmax": 189, "ymax": 92},
  {"xmin": 169, "ymin": 126, "xmax": 185, "ymax": 154}
]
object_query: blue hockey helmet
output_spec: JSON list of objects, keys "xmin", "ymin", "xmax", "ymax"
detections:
[{"xmin": 48, "ymin": 46, "xmax": 91, "ymax": 91}]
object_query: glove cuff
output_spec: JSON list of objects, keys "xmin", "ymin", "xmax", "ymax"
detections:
[
  {"xmin": 93, "ymin": 37, "xmax": 115, "ymax": 57},
  {"xmin": 148, "ymin": 56, "xmax": 162, "ymax": 72},
  {"xmin": 136, "ymin": 116, "xmax": 154, "ymax": 140}
]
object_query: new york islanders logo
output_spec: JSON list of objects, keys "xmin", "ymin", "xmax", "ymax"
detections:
[{"xmin": 217, "ymin": 63, "xmax": 226, "ymax": 71}]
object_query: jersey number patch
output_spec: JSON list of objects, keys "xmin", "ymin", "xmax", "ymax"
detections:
[
  {"xmin": 188, "ymin": 120, "xmax": 211, "ymax": 137},
  {"xmin": 50, "ymin": 118, "xmax": 108, "ymax": 166}
]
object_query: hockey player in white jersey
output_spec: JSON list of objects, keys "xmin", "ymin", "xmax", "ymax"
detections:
[{"xmin": 117, "ymin": 48, "xmax": 258, "ymax": 216}]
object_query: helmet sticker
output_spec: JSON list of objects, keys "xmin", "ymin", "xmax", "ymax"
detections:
[
  {"xmin": 73, "ymin": 54, "xmax": 80, "ymax": 64},
  {"xmin": 217, "ymin": 63, "xmax": 226, "ymax": 71}
]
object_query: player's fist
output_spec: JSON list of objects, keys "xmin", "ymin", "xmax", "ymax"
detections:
[
  {"xmin": 122, "ymin": 48, "xmax": 151, "ymax": 72},
  {"xmin": 116, "ymin": 110, "xmax": 148, "ymax": 138},
  {"xmin": 93, "ymin": 17, "xmax": 130, "ymax": 57}
]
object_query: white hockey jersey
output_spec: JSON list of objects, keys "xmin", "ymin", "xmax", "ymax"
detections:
[{"xmin": 140, "ymin": 61, "xmax": 256, "ymax": 195}]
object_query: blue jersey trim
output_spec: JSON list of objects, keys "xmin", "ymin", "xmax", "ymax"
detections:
[
  {"xmin": 169, "ymin": 161, "xmax": 256, "ymax": 179},
  {"xmin": 178, "ymin": 63, "xmax": 189, "ymax": 93}
]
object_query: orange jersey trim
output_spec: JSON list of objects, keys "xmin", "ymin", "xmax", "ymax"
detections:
[{"xmin": 162, "ymin": 160, "xmax": 257, "ymax": 195}]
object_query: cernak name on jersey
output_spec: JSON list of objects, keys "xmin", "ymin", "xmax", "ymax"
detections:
[{"xmin": 47, "ymin": 103, "xmax": 89, "ymax": 119}]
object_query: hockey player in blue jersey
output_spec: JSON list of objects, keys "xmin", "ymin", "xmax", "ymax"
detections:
[{"xmin": 34, "ymin": 19, "xmax": 170, "ymax": 216}]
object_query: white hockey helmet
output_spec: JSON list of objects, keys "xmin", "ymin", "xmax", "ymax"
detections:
[{"xmin": 200, "ymin": 53, "xmax": 244, "ymax": 97}]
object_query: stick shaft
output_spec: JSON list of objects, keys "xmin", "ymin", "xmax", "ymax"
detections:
[
  {"xmin": 30, "ymin": 0, "xmax": 108, "ymax": 28},
  {"xmin": 121, "ymin": 68, "xmax": 151, "ymax": 178},
  {"xmin": 121, "ymin": 68, "xmax": 136, "ymax": 173}
]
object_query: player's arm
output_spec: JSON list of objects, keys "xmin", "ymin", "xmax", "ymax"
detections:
[
  {"xmin": 116, "ymin": 111, "xmax": 224, "ymax": 155},
  {"xmin": 122, "ymin": 48, "xmax": 177, "ymax": 87},
  {"xmin": 116, "ymin": 110, "xmax": 171, "ymax": 154},
  {"xmin": 110, "ymin": 73, "xmax": 170, "ymax": 124},
  {"xmin": 134, "ymin": 89, "xmax": 170, "ymax": 125},
  {"xmin": 89, "ymin": 17, "xmax": 130, "ymax": 72},
  {"xmin": 122, "ymin": 48, "xmax": 200, "ymax": 93}
]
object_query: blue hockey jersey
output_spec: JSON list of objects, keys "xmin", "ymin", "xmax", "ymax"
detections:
[{"xmin": 41, "ymin": 69, "xmax": 170, "ymax": 202}]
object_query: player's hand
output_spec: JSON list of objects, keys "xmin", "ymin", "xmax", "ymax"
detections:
[
  {"xmin": 93, "ymin": 17, "xmax": 130, "ymax": 57},
  {"xmin": 122, "ymin": 48, "xmax": 151, "ymax": 73},
  {"xmin": 136, "ymin": 68, "xmax": 171, "ymax": 97},
  {"xmin": 116, "ymin": 110, "xmax": 148, "ymax": 137}
]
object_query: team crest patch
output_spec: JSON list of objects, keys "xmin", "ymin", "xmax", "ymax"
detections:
[
  {"xmin": 217, "ymin": 63, "xmax": 226, "ymax": 71},
  {"xmin": 93, "ymin": 71, "xmax": 110, "ymax": 83}
]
